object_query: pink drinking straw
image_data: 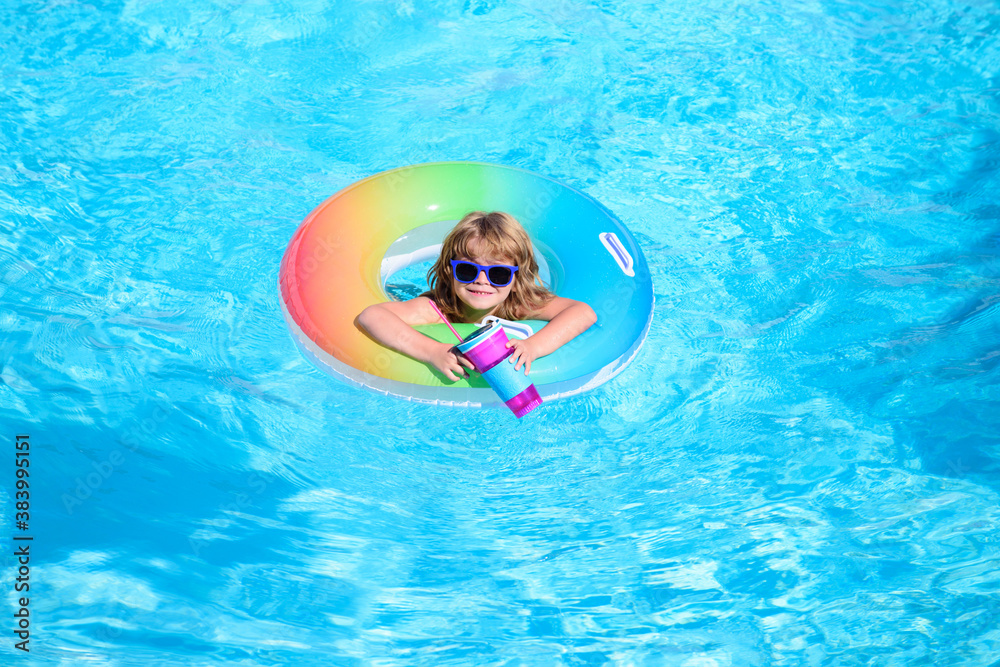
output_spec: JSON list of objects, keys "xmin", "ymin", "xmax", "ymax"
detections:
[{"xmin": 429, "ymin": 300, "xmax": 464, "ymax": 343}]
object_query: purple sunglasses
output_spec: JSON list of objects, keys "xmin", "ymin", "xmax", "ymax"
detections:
[{"xmin": 450, "ymin": 260, "xmax": 519, "ymax": 287}]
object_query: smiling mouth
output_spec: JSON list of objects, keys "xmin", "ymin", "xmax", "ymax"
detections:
[{"xmin": 467, "ymin": 288, "xmax": 494, "ymax": 296}]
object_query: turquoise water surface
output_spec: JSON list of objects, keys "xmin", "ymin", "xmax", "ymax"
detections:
[{"xmin": 3, "ymin": 0, "xmax": 1000, "ymax": 665}]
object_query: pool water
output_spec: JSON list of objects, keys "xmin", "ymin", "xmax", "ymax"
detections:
[
  {"xmin": 3, "ymin": 0, "xmax": 1000, "ymax": 664},
  {"xmin": 386, "ymin": 260, "xmax": 436, "ymax": 301}
]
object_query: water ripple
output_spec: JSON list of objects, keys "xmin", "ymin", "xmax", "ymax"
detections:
[{"xmin": 5, "ymin": 0, "xmax": 1000, "ymax": 663}]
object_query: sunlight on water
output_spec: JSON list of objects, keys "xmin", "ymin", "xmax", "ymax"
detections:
[{"xmin": 2, "ymin": 0, "xmax": 999, "ymax": 664}]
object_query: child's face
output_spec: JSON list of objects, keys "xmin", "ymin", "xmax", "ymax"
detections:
[{"xmin": 452, "ymin": 241, "xmax": 516, "ymax": 318}]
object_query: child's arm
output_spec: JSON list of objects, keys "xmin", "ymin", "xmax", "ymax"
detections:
[
  {"xmin": 506, "ymin": 297, "xmax": 597, "ymax": 374},
  {"xmin": 357, "ymin": 298, "xmax": 473, "ymax": 382}
]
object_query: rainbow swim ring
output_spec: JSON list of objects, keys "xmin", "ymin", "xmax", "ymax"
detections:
[{"xmin": 279, "ymin": 162, "xmax": 653, "ymax": 407}]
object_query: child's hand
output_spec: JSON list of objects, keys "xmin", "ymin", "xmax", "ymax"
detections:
[
  {"xmin": 431, "ymin": 344, "xmax": 474, "ymax": 382},
  {"xmin": 506, "ymin": 337, "xmax": 541, "ymax": 375}
]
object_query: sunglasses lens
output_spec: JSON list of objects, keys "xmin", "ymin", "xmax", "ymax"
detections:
[
  {"xmin": 454, "ymin": 261, "xmax": 478, "ymax": 282},
  {"xmin": 487, "ymin": 266, "xmax": 513, "ymax": 286}
]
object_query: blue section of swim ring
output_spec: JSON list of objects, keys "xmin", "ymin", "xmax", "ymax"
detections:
[{"xmin": 487, "ymin": 167, "xmax": 653, "ymax": 387}]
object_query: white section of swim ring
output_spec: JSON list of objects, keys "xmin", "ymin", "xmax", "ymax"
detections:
[
  {"xmin": 599, "ymin": 232, "xmax": 635, "ymax": 277},
  {"xmin": 479, "ymin": 316, "xmax": 533, "ymax": 340},
  {"xmin": 279, "ymin": 290, "xmax": 653, "ymax": 409}
]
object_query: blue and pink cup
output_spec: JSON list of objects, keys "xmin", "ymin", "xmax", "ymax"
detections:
[{"xmin": 456, "ymin": 322, "xmax": 542, "ymax": 418}]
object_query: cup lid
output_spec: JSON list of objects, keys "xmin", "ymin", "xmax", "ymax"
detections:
[{"xmin": 462, "ymin": 321, "xmax": 494, "ymax": 343}]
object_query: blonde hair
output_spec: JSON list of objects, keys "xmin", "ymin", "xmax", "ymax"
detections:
[{"xmin": 424, "ymin": 211, "xmax": 553, "ymax": 322}]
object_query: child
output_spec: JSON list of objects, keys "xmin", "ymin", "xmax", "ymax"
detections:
[{"xmin": 358, "ymin": 211, "xmax": 597, "ymax": 382}]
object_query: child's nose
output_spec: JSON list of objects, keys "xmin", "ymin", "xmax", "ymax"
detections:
[{"xmin": 475, "ymin": 270, "xmax": 489, "ymax": 283}]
